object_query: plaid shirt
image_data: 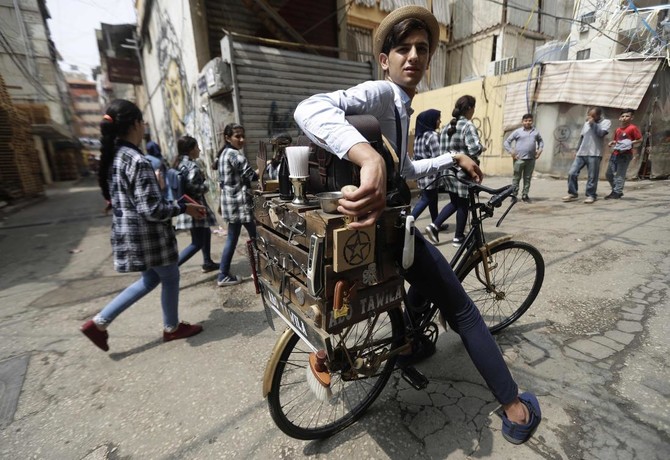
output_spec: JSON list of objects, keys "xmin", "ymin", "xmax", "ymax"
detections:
[
  {"xmin": 414, "ymin": 131, "xmax": 441, "ymax": 190},
  {"xmin": 218, "ymin": 147, "xmax": 256, "ymax": 223},
  {"xmin": 174, "ymin": 155, "xmax": 218, "ymax": 230},
  {"xmin": 109, "ymin": 142, "xmax": 182, "ymax": 272},
  {"xmin": 440, "ymin": 117, "xmax": 483, "ymax": 198}
]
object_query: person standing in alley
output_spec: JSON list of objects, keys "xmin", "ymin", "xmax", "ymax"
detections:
[
  {"xmin": 174, "ymin": 135, "xmax": 219, "ymax": 272},
  {"xmin": 294, "ymin": 5, "xmax": 541, "ymax": 445},
  {"xmin": 217, "ymin": 123, "xmax": 258, "ymax": 286},
  {"xmin": 425, "ymin": 95, "xmax": 483, "ymax": 246},
  {"xmin": 503, "ymin": 113, "xmax": 544, "ymax": 203},
  {"xmin": 144, "ymin": 134, "xmax": 171, "ymax": 200},
  {"xmin": 605, "ymin": 109, "xmax": 642, "ymax": 199},
  {"xmin": 80, "ymin": 99, "xmax": 204, "ymax": 352},
  {"xmin": 562, "ymin": 107, "xmax": 611, "ymax": 204},
  {"xmin": 410, "ymin": 109, "xmax": 442, "ymax": 221}
]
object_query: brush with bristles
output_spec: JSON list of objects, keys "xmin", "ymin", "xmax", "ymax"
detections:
[{"xmin": 306, "ymin": 350, "xmax": 333, "ymax": 402}]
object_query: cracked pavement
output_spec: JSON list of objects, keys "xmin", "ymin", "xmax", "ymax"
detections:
[{"xmin": 0, "ymin": 175, "xmax": 668, "ymax": 459}]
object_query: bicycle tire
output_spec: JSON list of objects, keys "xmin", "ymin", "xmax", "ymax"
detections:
[
  {"xmin": 267, "ymin": 307, "xmax": 404, "ymax": 439},
  {"xmin": 457, "ymin": 241, "xmax": 544, "ymax": 334}
]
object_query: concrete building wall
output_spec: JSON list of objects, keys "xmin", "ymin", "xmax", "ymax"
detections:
[{"xmin": 0, "ymin": 0, "xmax": 69, "ymax": 126}]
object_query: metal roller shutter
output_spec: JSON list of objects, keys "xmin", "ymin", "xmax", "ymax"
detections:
[{"xmin": 222, "ymin": 36, "xmax": 374, "ymax": 162}]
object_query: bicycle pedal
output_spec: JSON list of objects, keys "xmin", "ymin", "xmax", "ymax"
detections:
[{"xmin": 400, "ymin": 366, "xmax": 429, "ymax": 390}]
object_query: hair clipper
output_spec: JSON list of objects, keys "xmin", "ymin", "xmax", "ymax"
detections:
[{"xmin": 402, "ymin": 215, "xmax": 415, "ymax": 270}]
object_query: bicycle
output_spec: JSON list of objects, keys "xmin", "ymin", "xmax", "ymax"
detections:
[
  {"xmin": 409, "ymin": 174, "xmax": 545, "ymax": 336},
  {"xmin": 254, "ymin": 176, "xmax": 544, "ymax": 440}
]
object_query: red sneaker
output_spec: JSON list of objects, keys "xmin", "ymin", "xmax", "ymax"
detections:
[
  {"xmin": 163, "ymin": 322, "xmax": 203, "ymax": 342},
  {"xmin": 80, "ymin": 320, "xmax": 109, "ymax": 352}
]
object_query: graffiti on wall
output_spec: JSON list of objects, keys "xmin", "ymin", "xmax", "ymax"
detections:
[
  {"xmin": 553, "ymin": 125, "xmax": 573, "ymax": 157},
  {"xmin": 471, "ymin": 116, "xmax": 492, "ymax": 152},
  {"xmin": 157, "ymin": 10, "xmax": 193, "ymax": 162}
]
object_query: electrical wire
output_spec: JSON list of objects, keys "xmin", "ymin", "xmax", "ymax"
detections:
[
  {"xmin": 478, "ymin": 0, "xmax": 628, "ymax": 47},
  {"xmin": 0, "ymin": 28, "xmax": 60, "ymax": 102}
]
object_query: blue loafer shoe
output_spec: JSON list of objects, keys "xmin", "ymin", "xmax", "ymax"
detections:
[{"xmin": 502, "ymin": 392, "xmax": 541, "ymax": 444}]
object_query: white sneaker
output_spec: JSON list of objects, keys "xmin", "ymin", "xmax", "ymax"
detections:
[
  {"xmin": 584, "ymin": 196, "xmax": 596, "ymax": 204},
  {"xmin": 217, "ymin": 274, "xmax": 242, "ymax": 286}
]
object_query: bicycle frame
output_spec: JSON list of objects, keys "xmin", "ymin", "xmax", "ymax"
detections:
[{"xmin": 404, "ymin": 176, "xmax": 517, "ymax": 335}]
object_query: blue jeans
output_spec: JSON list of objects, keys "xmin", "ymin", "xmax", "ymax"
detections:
[
  {"xmin": 512, "ymin": 158, "xmax": 536, "ymax": 197},
  {"xmin": 568, "ymin": 156, "xmax": 602, "ymax": 198},
  {"xmin": 95, "ymin": 264, "xmax": 180, "ymax": 329},
  {"xmin": 219, "ymin": 221, "xmax": 257, "ymax": 277},
  {"xmin": 403, "ymin": 232, "xmax": 518, "ymax": 404},
  {"xmin": 434, "ymin": 192, "xmax": 468, "ymax": 239},
  {"xmin": 178, "ymin": 227, "xmax": 214, "ymax": 266},
  {"xmin": 411, "ymin": 188, "xmax": 439, "ymax": 221},
  {"xmin": 605, "ymin": 154, "xmax": 632, "ymax": 195}
]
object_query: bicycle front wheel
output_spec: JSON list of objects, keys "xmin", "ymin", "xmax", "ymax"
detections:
[
  {"xmin": 458, "ymin": 241, "xmax": 544, "ymax": 334},
  {"xmin": 267, "ymin": 307, "xmax": 404, "ymax": 439}
]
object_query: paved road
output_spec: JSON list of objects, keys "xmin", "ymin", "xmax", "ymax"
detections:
[{"xmin": 0, "ymin": 175, "xmax": 668, "ymax": 459}]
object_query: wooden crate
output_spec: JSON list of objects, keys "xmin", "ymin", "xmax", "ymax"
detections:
[{"xmin": 253, "ymin": 191, "xmax": 409, "ymax": 340}]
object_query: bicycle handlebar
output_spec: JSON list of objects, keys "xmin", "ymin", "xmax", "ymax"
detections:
[
  {"xmin": 452, "ymin": 169, "xmax": 515, "ymax": 207},
  {"xmin": 489, "ymin": 185, "xmax": 516, "ymax": 208}
]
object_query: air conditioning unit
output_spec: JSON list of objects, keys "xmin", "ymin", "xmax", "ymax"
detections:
[
  {"xmin": 197, "ymin": 57, "xmax": 233, "ymax": 97},
  {"xmin": 492, "ymin": 57, "xmax": 516, "ymax": 76},
  {"xmin": 579, "ymin": 24, "xmax": 589, "ymax": 33}
]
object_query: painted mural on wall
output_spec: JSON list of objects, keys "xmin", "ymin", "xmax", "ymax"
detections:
[{"xmin": 157, "ymin": 10, "xmax": 193, "ymax": 162}]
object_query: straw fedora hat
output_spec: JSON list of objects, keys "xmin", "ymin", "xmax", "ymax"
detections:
[{"xmin": 373, "ymin": 5, "xmax": 440, "ymax": 58}]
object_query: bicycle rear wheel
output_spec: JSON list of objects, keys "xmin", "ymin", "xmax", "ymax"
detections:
[
  {"xmin": 267, "ymin": 307, "xmax": 404, "ymax": 439},
  {"xmin": 458, "ymin": 241, "xmax": 544, "ymax": 334}
]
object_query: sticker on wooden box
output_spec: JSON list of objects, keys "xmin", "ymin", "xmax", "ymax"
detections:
[{"xmin": 332, "ymin": 226, "xmax": 375, "ymax": 272}]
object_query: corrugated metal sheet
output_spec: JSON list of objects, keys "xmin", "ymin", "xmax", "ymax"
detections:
[{"xmin": 223, "ymin": 37, "xmax": 374, "ymax": 161}]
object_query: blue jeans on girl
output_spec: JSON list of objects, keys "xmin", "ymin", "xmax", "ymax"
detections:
[
  {"xmin": 411, "ymin": 188, "xmax": 439, "ymax": 221},
  {"xmin": 95, "ymin": 263, "xmax": 180, "ymax": 329},
  {"xmin": 219, "ymin": 222, "xmax": 257, "ymax": 278},
  {"xmin": 178, "ymin": 227, "xmax": 214, "ymax": 266}
]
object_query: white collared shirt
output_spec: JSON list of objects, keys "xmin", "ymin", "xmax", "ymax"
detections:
[{"xmin": 294, "ymin": 80, "xmax": 454, "ymax": 180}]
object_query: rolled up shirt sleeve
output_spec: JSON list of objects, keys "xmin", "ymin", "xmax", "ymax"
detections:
[
  {"xmin": 294, "ymin": 81, "xmax": 395, "ymax": 160},
  {"xmin": 294, "ymin": 80, "xmax": 456, "ymax": 179}
]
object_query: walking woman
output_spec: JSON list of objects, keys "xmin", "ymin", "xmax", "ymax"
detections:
[
  {"xmin": 174, "ymin": 135, "xmax": 219, "ymax": 272},
  {"xmin": 80, "ymin": 99, "xmax": 204, "ymax": 351},
  {"xmin": 425, "ymin": 95, "xmax": 484, "ymax": 246},
  {"xmin": 217, "ymin": 123, "xmax": 258, "ymax": 286},
  {"xmin": 410, "ymin": 109, "xmax": 442, "ymax": 222}
]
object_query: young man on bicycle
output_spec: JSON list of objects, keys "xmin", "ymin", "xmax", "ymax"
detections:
[{"xmin": 294, "ymin": 5, "xmax": 541, "ymax": 445}]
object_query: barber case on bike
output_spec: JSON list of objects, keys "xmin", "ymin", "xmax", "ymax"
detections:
[{"xmin": 251, "ymin": 191, "xmax": 408, "ymax": 355}]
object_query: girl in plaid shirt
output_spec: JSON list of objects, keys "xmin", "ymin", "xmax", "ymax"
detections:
[
  {"xmin": 80, "ymin": 99, "xmax": 204, "ymax": 351},
  {"xmin": 174, "ymin": 135, "xmax": 219, "ymax": 272},
  {"xmin": 217, "ymin": 123, "xmax": 258, "ymax": 286},
  {"xmin": 410, "ymin": 109, "xmax": 442, "ymax": 222},
  {"xmin": 426, "ymin": 95, "xmax": 483, "ymax": 247}
]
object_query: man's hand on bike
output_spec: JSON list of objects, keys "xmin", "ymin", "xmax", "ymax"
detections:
[
  {"xmin": 339, "ymin": 142, "xmax": 387, "ymax": 229},
  {"xmin": 452, "ymin": 153, "xmax": 483, "ymax": 183}
]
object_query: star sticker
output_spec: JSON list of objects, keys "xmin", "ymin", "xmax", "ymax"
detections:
[{"xmin": 343, "ymin": 231, "xmax": 371, "ymax": 265}]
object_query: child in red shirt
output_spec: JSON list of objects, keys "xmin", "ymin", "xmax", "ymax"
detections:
[{"xmin": 605, "ymin": 109, "xmax": 642, "ymax": 199}]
